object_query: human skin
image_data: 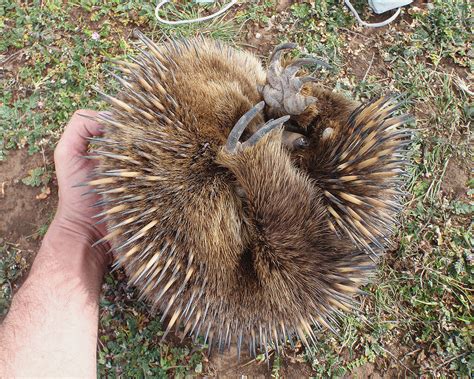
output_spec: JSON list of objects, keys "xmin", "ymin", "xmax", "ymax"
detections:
[{"xmin": 0, "ymin": 110, "xmax": 110, "ymax": 377}]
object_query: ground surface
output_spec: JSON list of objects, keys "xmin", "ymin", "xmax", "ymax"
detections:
[{"xmin": 0, "ymin": 0, "xmax": 472, "ymax": 377}]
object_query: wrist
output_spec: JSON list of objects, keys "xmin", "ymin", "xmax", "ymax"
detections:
[
  {"xmin": 31, "ymin": 215, "xmax": 111, "ymax": 296},
  {"xmin": 51, "ymin": 203, "xmax": 108, "ymax": 248}
]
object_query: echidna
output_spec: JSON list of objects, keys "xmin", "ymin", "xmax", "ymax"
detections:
[{"xmin": 87, "ymin": 31, "xmax": 411, "ymax": 356}]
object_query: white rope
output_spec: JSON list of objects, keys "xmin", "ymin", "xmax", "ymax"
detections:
[
  {"xmin": 155, "ymin": 0, "xmax": 238, "ymax": 25},
  {"xmin": 344, "ymin": 0, "xmax": 401, "ymax": 28}
]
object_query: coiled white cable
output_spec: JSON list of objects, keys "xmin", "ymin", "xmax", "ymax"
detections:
[
  {"xmin": 155, "ymin": 0, "xmax": 238, "ymax": 25},
  {"xmin": 344, "ymin": 0, "xmax": 401, "ymax": 28},
  {"xmin": 155, "ymin": 1, "xmax": 402, "ymax": 28}
]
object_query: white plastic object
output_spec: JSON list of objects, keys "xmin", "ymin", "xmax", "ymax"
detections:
[
  {"xmin": 155, "ymin": 0, "xmax": 238, "ymax": 25},
  {"xmin": 344, "ymin": 0, "xmax": 412, "ymax": 28},
  {"xmin": 369, "ymin": 0, "xmax": 413, "ymax": 14}
]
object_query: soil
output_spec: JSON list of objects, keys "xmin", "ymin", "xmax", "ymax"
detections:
[
  {"xmin": 0, "ymin": 148, "xmax": 58, "ymax": 315},
  {"xmin": 0, "ymin": 149, "xmax": 58, "ymax": 253},
  {"xmin": 240, "ymin": 0, "xmax": 297, "ymax": 59},
  {"xmin": 276, "ymin": 0, "xmax": 293, "ymax": 12},
  {"xmin": 242, "ymin": 22, "xmax": 277, "ymax": 59},
  {"xmin": 441, "ymin": 158, "xmax": 469, "ymax": 199},
  {"xmin": 205, "ymin": 346, "xmax": 313, "ymax": 378},
  {"xmin": 344, "ymin": 35, "xmax": 388, "ymax": 82}
]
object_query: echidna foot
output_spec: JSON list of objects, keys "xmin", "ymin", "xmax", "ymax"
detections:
[
  {"xmin": 263, "ymin": 43, "xmax": 330, "ymax": 116},
  {"xmin": 225, "ymin": 101, "xmax": 290, "ymax": 154}
]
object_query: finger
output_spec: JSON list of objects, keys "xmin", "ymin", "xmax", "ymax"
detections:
[{"xmin": 58, "ymin": 110, "xmax": 104, "ymax": 156}]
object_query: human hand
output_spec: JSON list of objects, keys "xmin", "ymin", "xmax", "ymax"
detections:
[
  {"xmin": 0, "ymin": 114, "xmax": 111, "ymax": 378},
  {"xmin": 42, "ymin": 110, "xmax": 111, "ymax": 272}
]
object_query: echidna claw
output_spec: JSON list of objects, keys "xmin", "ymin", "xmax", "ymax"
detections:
[
  {"xmin": 269, "ymin": 42, "xmax": 297, "ymax": 59},
  {"xmin": 225, "ymin": 103, "xmax": 289, "ymax": 154},
  {"xmin": 226, "ymin": 101, "xmax": 265, "ymax": 152},
  {"xmin": 264, "ymin": 43, "xmax": 330, "ymax": 116},
  {"xmin": 245, "ymin": 116, "xmax": 290, "ymax": 147},
  {"xmin": 284, "ymin": 58, "xmax": 331, "ymax": 77}
]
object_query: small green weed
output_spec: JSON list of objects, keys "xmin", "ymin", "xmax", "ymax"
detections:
[
  {"xmin": 409, "ymin": 0, "xmax": 472, "ymax": 68},
  {"xmin": 236, "ymin": 0, "xmax": 274, "ymax": 24},
  {"xmin": 98, "ymin": 271, "xmax": 204, "ymax": 377},
  {"xmin": 0, "ymin": 245, "xmax": 29, "ymax": 318},
  {"xmin": 284, "ymin": 1, "xmax": 354, "ymax": 67},
  {"xmin": 152, "ymin": 0, "xmax": 238, "ymax": 40},
  {"xmin": 22, "ymin": 167, "xmax": 49, "ymax": 187}
]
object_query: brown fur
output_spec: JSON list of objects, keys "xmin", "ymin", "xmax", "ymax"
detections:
[
  {"xmin": 295, "ymin": 84, "xmax": 357, "ymax": 132},
  {"xmin": 88, "ymin": 35, "xmax": 410, "ymax": 353}
]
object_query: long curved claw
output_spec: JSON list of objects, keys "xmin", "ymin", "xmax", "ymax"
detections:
[
  {"xmin": 267, "ymin": 43, "xmax": 297, "ymax": 88},
  {"xmin": 284, "ymin": 57, "xmax": 331, "ymax": 78},
  {"xmin": 290, "ymin": 76, "xmax": 318, "ymax": 94},
  {"xmin": 225, "ymin": 103, "xmax": 290, "ymax": 154},
  {"xmin": 269, "ymin": 43, "xmax": 298, "ymax": 62},
  {"xmin": 245, "ymin": 116, "xmax": 290, "ymax": 147},
  {"xmin": 226, "ymin": 101, "xmax": 265, "ymax": 152},
  {"xmin": 299, "ymin": 76, "xmax": 319, "ymax": 85}
]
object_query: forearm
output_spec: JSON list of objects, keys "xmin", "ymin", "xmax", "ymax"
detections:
[{"xmin": 0, "ymin": 222, "xmax": 106, "ymax": 378}]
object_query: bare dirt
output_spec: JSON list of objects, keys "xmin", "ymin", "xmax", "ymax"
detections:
[
  {"xmin": 441, "ymin": 158, "xmax": 469, "ymax": 199},
  {"xmin": 240, "ymin": 0, "xmax": 297, "ymax": 59},
  {"xmin": 344, "ymin": 30, "xmax": 390, "ymax": 82},
  {"xmin": 0, "ymin": 149, "xmax": 58, "ymax": 254},
  {"xmin": 205, "ymin": 345, "xmax": 313, "ymax": 378}
]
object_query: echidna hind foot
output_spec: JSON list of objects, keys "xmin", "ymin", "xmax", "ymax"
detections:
[
  {"xmin": 263, "ymin": 43, "xmax": 330, "ymax": 118},
  {"xmin": 86, "ymin": 31, "xmax": 411, "ymax": 356}
]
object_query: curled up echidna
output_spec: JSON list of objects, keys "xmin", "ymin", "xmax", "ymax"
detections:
[{"xmin": 86, "ymin": 31, "xmax": 412, "ymax": 355}]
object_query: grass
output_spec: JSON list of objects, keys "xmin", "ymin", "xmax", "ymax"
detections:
[
  {"xmin": 0, "ymin": 0, "xmax": 472, "ymax": 377},
  {"xmin": 98, "ymin": 271, "xmax": 205, "ymax": 377},
  {"xmin": 285, "ymin": 1, "xmax": 354, "ymax": 65},
  {"xmin": 0, "ymin": 244, "xmax": 29, "ymax": 318}
]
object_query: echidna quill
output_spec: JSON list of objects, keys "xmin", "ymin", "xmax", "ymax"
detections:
[{"xmin": 86, "ymin": 31, "xmax": 412, "ymax": 356}]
